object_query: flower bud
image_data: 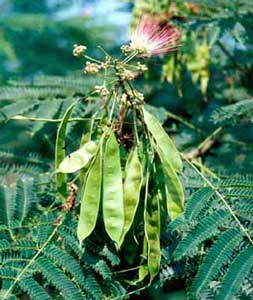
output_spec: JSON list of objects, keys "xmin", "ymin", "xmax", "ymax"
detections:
[
  {"xmin": 120, "ymin": 93, "xmax": 128, "ymax": 104},
  {"xmin": 121, "ymin": 69, "xmax": 136, "ymax": 81},
  {"xmin": 85, "ymin": 61, "xmax": 101, "ymax": 74},
  {"xmin": 121, "ymin": 44, "xmax": 132, "ymax": 55},
  {"xmin": 95, "ymin": 85, "xmax": 110, "ymax": 97},
  {"xmin": 137, "ymin": 62, "xmax": 148, "ymax": 72},
  {"xmin": 73, "ymin": 44, "xmax": 87, "ymax": 57}
]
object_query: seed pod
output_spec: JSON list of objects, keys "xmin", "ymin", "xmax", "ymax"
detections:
[
  {"xmin": 144, "ymin": 193, "xmax": 161, "ymax": 282},
  {"xmin": 143, "ymin": 108, "xmax": 182, "ymax": 173},
  {"xmin": 155, "ymin": 145, "xmax": 184, "ymax": 220},
  {"xmin": 138, "ymin": 236, "xmax": 149, "ymax": 281},
  {"xmin": 55, "ymin": 101, "xmax": 77, "ymax": 199},
  {"xmin": 77, "ymin": 149, "xmax": 102, "ymax": 243},
  {"xmin": 58, "ymin": 141, "xmax": 97, "ymax": 173},
  {"xmin": 103, "ymin": 132, "xmax": 124, "ymax": 247},
  {"xmin": 120, "ymin": 147, "xmax": 143, "ymax": 244}
]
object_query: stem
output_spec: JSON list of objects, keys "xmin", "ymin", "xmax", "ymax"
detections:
[
  {"xmin": 182, "ymin": 154, "xmax": 253, "ymax": 246},
  {"xmin": 191, "ymin": 159, "xmax": 219, "ymax": 178},
  {"xmin": 83, "ymin": 54, "xmax": 102, "ymax": 64},
  {"xmin": 9, "ymin": 116, "xmax": 101, "ymax": 123},
  {"xmin": 70, "ymin": 173, "xmax": 80, "ymax": 185},
  {"xmin": 167, "ymin": 111, "xmax": 196, "ymax": 130},
  {"xmin": 133, "ymin": 108, "xmax": 140, "ymax": 145},
  {"xmin": 121, "ymin": 51, "xmax": 139, "ymax": 64},
  {"xmin": 184, "ymin": 126, "xmax": 222, "ymax": 160},
  {"xmin": 117, "ymin": 105, "xmax": 125, "ymax": 135},
  {"xmin": 108, "ymin": 285, "xmax": 148, "ymax": 300},
  {"xmin": 8, "ymin": 224, "xmax": 16, "ymax": 242},
  {"xmin": 97, "ymin": 45, "xmax": 113, "ymax": 60},
  {"xmin": 108, "ymin": 95, "xmax": 117, "ymax": 123},
  {"xmin": 198, "ymin": 127, "xmax": 222, "ymax": 150},
  {"xmin": 89, "ymin": 112, "xmax": 98, "ymax": 140},
  {"xmin": 112, "ymin": 266, "xmax": 141, "ymax": 274}
]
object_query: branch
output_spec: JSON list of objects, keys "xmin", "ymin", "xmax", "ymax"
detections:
[
  {"xmin": 9, "ymin": 115, "xmax": 101, "ymax": 123},
  {"xmin": 184, "ymin": 127, "xmax": 222, "ymax": 160}
]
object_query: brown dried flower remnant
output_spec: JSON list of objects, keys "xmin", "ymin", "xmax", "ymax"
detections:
[{"xmin": 62, "ymin": 183, "xmax": 78, "ymax": 211}]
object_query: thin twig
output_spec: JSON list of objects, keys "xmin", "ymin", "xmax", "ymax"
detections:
[
  {"xmin": 191, "ymin": 159, "xmax": 219, "ymax": 178},
  {"xmin": 9, "ymin": 116, "xmax": 101, "ymax": 123},
  {"xmin": 167, "ymin": 111, "xmax": 196, "ymax": 130},
  {"xmin": 107, "ymin": 285, "xmax": 148, "ymax": 300},
  {"xmin": 112, "ymin": 266, "xmax": 141, "ymax": 275}
]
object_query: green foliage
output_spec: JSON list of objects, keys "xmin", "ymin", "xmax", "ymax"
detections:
[
  {"xmin": 215, "ymin": 247, "xmax": 253, "ymax": 300},
  {"xmin": 168, "ymin": 176, "xmax": 253, "ymax": 300},
  {"xmin": 212, "ymin": 99, "xmax": 253, "ymax": 125},
  {"xmin": 184, "ymin": 187, "xmax": 214, "ymax": 221},
  {"xmin": 0, "ymin": 74, "xmax": 102, "ymax": 173},
  {"xmin": 0, "ymin": 7, "xmax": 112, "ymax": 82},
  {"xmin": 0, "ymin": 188, "xmax": 126, "ymax": 300},
  {"xmin": 1, "ymin": 0, "xmax": 253, "ymax": 299},
  {"xmin": 189, "ymin": 228, "xmax": 243, "ymax": 297},
  {"xmin": 0, "ymin": 145, "xmax": 126, "ymax": 300},
  {"xmin": 173, "ymin": 209, "xmax": 231, "ymax": 260}
]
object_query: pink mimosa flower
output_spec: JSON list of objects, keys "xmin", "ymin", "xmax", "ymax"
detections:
[{"xmin": 130, "ymin": 15, "xmax": 182, "ymax": 57}]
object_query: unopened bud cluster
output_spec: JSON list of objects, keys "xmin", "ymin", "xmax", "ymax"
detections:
[
  {"xmin": 120, "ymin": 93, "xmax": 128, "ymax": 104},
  {"xmin": 120, "ymin": 69, "xmax": 136, "ymax": 81},
  {"xmin": 95, "ymin": 85, "xmax": 110, "ymax": 97},
  {"xmin": 130, "ymin": 90, "xmax": 144, "ymax": 102},
  {"xmin": 85, "ymin": 62, "xmax": 101, "ymax": 74},
  {"xmin": 137, "ymin": 62, "xmax": 148, "ymax": 72},
  {"xmin": 72, "ymin": 42, "xmax": 146, "ymax": 108},
  {"xmin": 73, "ymin": 44, "xmax": 87, "ymax": 57},
  {"xmin": 121, "ymin": 44, "xmax": 132, "ymax": 55},
  {"xmin": 120, "ymin": 89, "xmax": 144, "ymax": 107}
]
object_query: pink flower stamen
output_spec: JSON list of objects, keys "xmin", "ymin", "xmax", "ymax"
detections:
[{"xmin": 130, "ymin": 15, "xmax": 182, "ymax": 57}]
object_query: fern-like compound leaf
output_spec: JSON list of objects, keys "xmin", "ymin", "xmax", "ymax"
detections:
[
  {"xmin": 185, "ymin": 187, "xmax": 214, "ymax": 221},
  {"xmin": 173, "ymin": 209, "xmax": 231, "ymax": 260},
  {"xmin": 43, "ymin": 244, "xmax": 86, "ymax": 289},
  {"xmin": 0, "ymin": 100, "xmax": 39, "ymax": 122},
  {"xmin": 15, "ymin": 177, "xmax": 37, "ymax": 226},
  {"xmin": 57, "ymin": 227, "xmax": 83, "ymax": 258},
  {"xmin": 190, "ymin": 228, "xmax": 243, "ymax": 298},
  {"xmin": 220, "ymin": 178, "xmax": 253, "ymax": 189},
  {"xmin": 82, "ymin": 274, "xmax": 103, "ymax": 300},
  {"xmin": 92, "ymin": 259, "xmax": 112, "ymax": 280},
  {"xmin": 212, "ymin": 98, "xmax": 253, "ymax": 125},
  {"xmin": 29, "ymin": 99, "xmax": 64, "ymax": 136},
  {"xmin": 223, "ymin": 188, "xmax": 253, "ymax": 199},
  {"xmin": 235, "ymin": 203, "xmax": 253, "ymax": 222},
  {"xmin": 215, "ymin": 246, "xmax": 253, "ymax": 300},
  {"xmin": 18, "ymin": 276, "xmax": 52, "ymax": 300},
  {"xmin": 99, "ymin": 245, "xmax": 120, "ymax": 266},
  {"xmin": 35, "ymin": 256, "xmax": 85, "ymax": 300}
]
